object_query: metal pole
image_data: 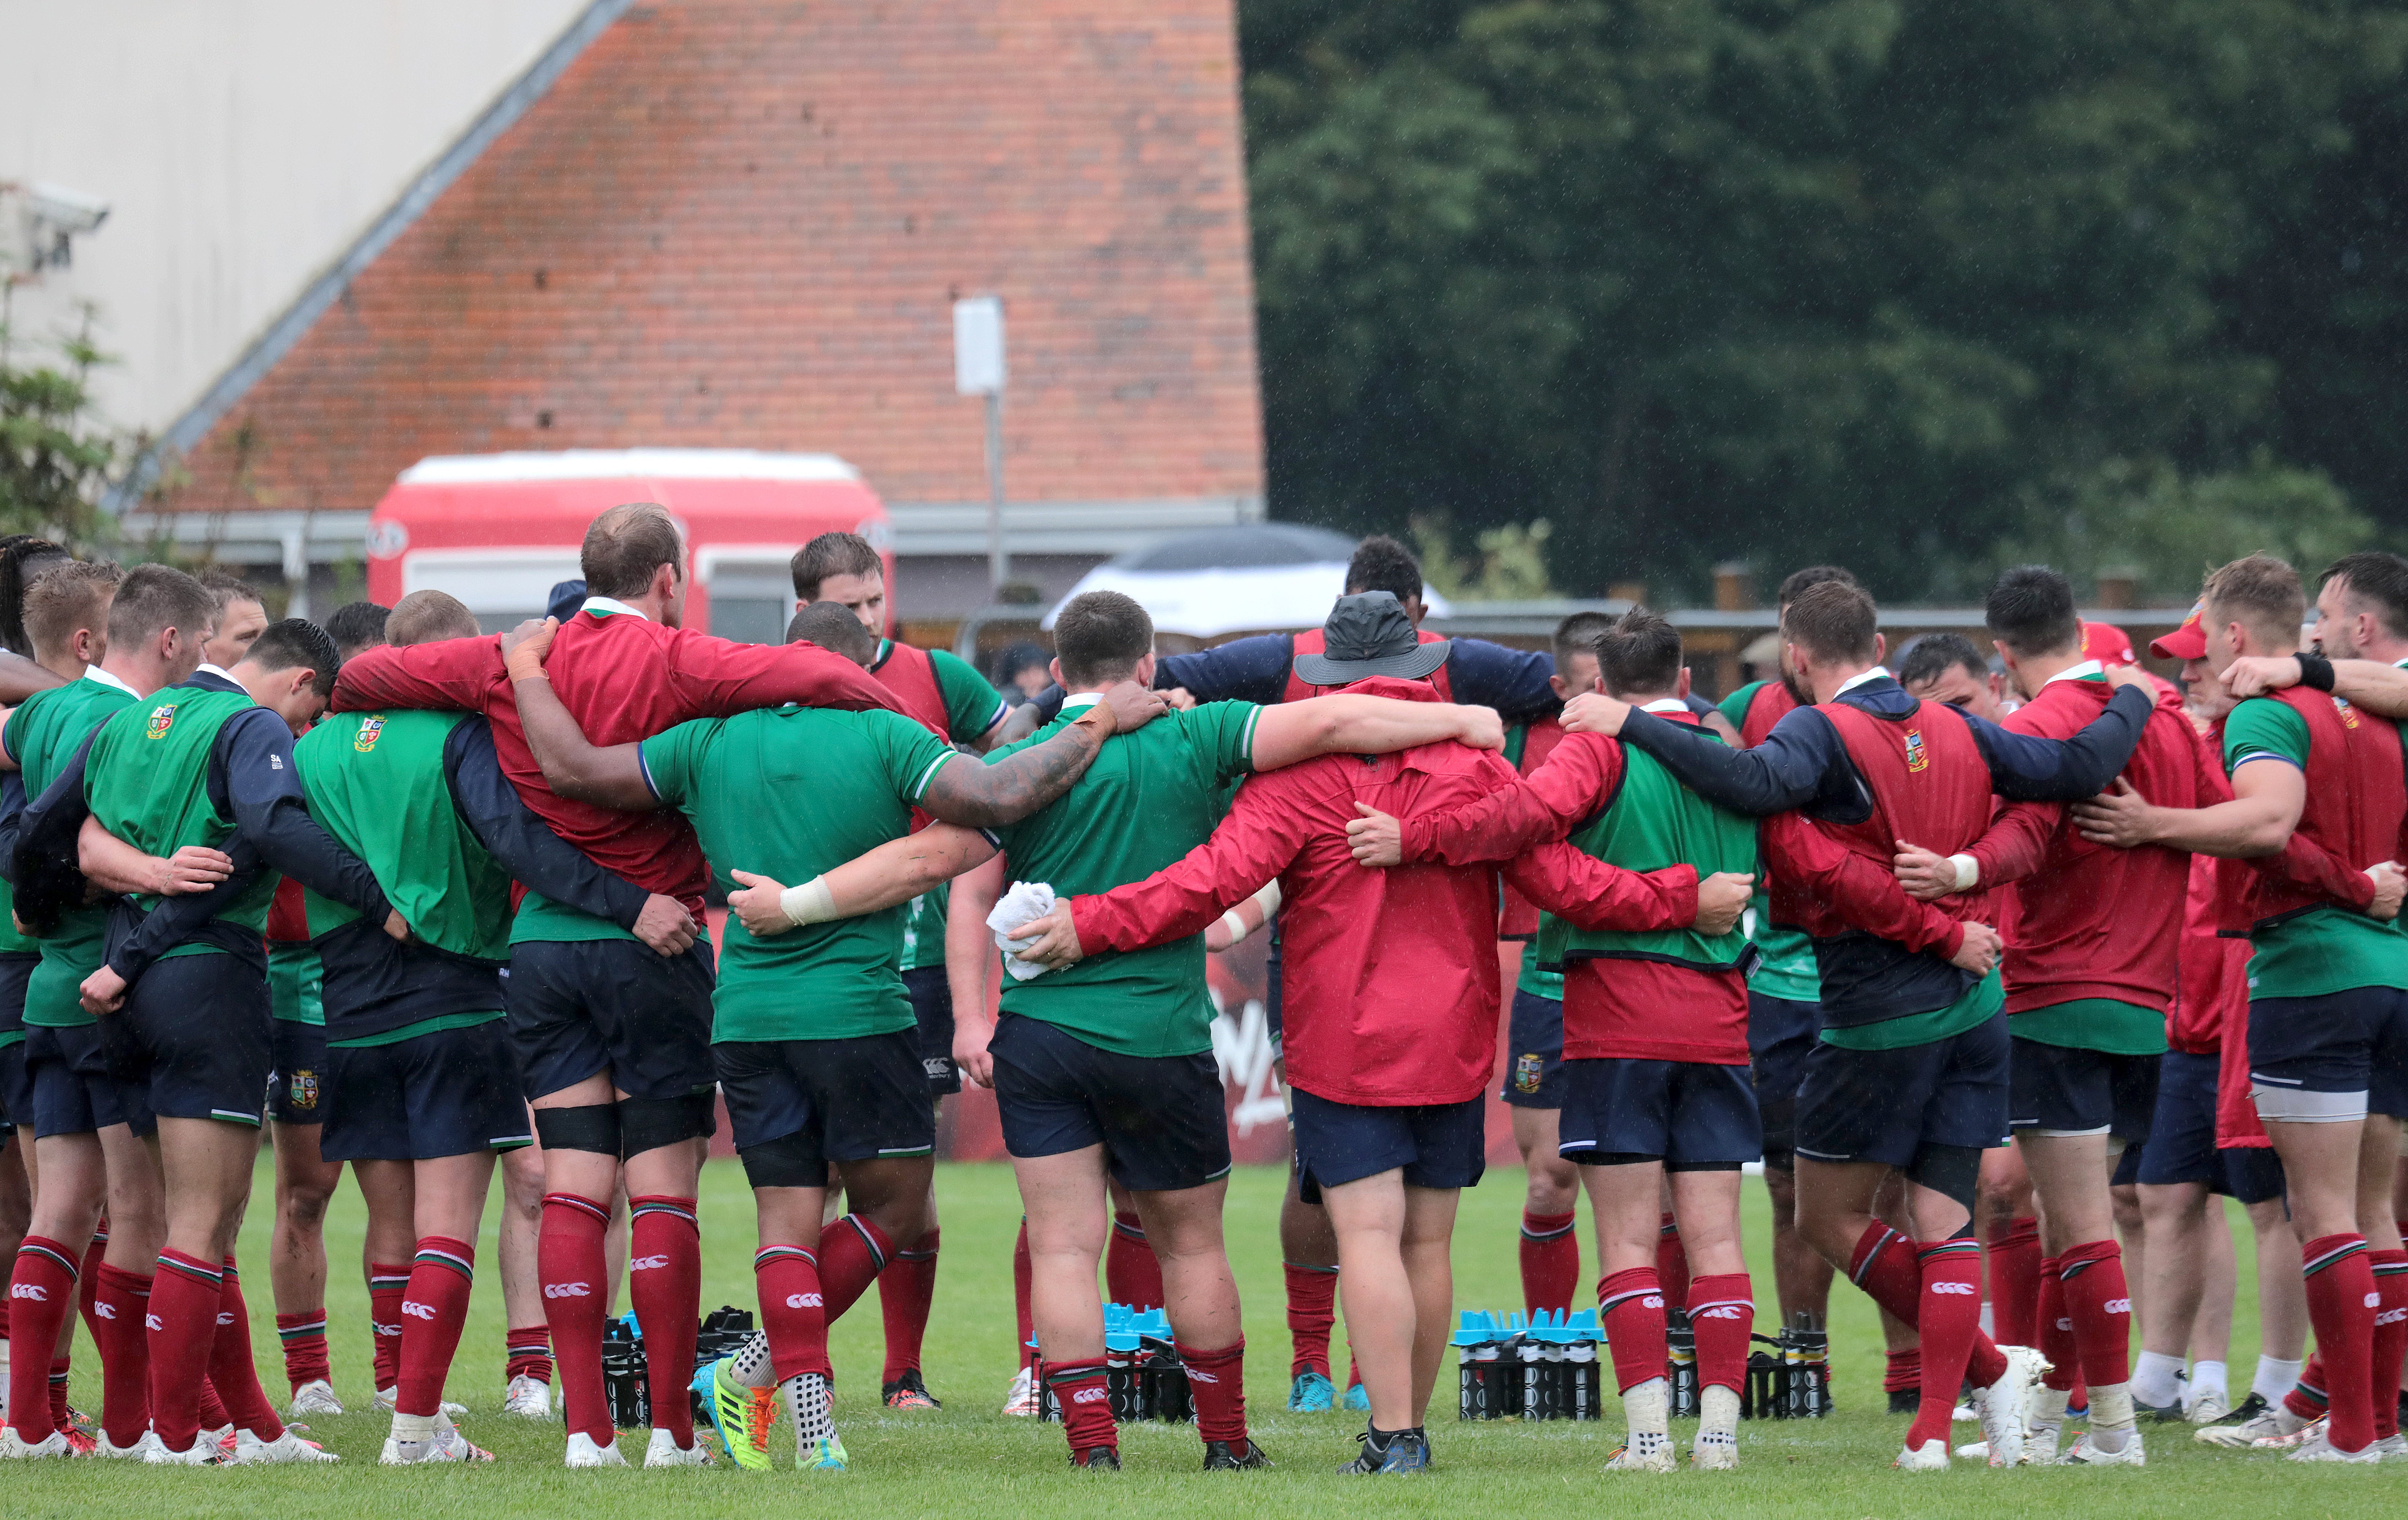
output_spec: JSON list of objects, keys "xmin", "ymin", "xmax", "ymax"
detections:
[{"xmin": 985, "ymin": 388, "xmax": 1008, "ymax": 592}]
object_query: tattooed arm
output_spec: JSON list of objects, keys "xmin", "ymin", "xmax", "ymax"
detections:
[{"xmin": 915, "ymin": 683, "xmax": 1158, "ymax": 829}]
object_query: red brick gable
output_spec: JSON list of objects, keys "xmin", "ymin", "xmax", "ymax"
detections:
[{"xmin": 170, "ymin": 0, "xmax": 1263, "ymax": 515}]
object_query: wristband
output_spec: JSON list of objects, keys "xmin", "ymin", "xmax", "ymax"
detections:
[
  {"xmin": 776, "ymin": 875, "xmax": 838, "ymax": 929},
  {"xmin": 1948, "ymin": 854, "xmax": 1979, "ymax": 892},
  {"xmin": 1217, "ymin": 908, "xmax": 1252, "ymax": 946},
  {"xmin": 2295, "ymin": 651, "xmax": 2335, "ymax": 693}
]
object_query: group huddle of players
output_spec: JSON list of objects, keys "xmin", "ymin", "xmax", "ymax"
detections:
[{"xmin": 0, "ymin": 507, "xmax": 2404, "ymax": 1477}]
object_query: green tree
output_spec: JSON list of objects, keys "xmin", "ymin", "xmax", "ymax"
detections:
[{"xmin": 0, "ymin": 311, "xmax": 117, "ymax": 549}]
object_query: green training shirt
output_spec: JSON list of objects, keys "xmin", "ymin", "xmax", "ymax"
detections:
[
  {"xmin": 1820, "ymin": 967, "xmax": 2003, "ymax": 1052},
  {"xmin": 1717, "ymin": 681, "xmax": 1821, "ymax": 1002},
  {"xmin": 268, "ymin": 941, "xmax": 324, "ymax": 1026},
  {"xmin": 84, "ymin": 685, "xmax": 280, "ymax": 956},
  {"xmin": 989, "ymin": 697, "xmax": 1260, "ymax": 1059},
  {"xmin": 2010, "ymin": 996, "xmax": 2165, "ymax": 1055},
  {"xmin": 8, "ymin": 672, "xmax": 139, "ymax": 1026},
  {"xmin": 900, "ymin": 644, "xmax": 1013, "ymax": 973},
  {"xmin": 640, "ymin": 705, "xmax": 957, "ymax": 1044},
  {"xmin": 2222, "ymin": 698, "xmax": 2408, "ymax": 1000}
]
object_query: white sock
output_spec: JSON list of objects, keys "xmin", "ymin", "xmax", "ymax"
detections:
[
  {"xmin": 784, "ymin": 1371, "xmax": 833, "ymax": 1449},
  {"xmin": 390, "ymin": 1411, "xmax": 435, "ymax": 1445},
  {"xmin": 2187, "ymin": 1359, "xmax": 2228, "ymax": 1407},
  {"xmin": 2088, "ymin": 1382, "xmax": 2135, "ymax": 1431},
  {"xmin": 1979, "ymin": 1302, "xmax": 1995, "ymax": 1337},
  {"xmin": 2253, "ymin": 1356, "xmax": 2303, "ymax": 1406},
  {"xmin": 731, "ymin": 1330, "xmax": 776, "ymax": 1390},
  {"xmin": 1623, "ymin": 1377, "xmax": 1670, "ymax": 1441},
  {"xmin": 1699, "ymin": 1383, "xmax": 1740, "ymax": 1439},
  {"xmin": 2031, "ymin": 1383, "xmax": 2070, "ymax": 1429},
  {"xmin": 2130, "ymin": 1350, "xmax": 2185, "ymax": 1408}
]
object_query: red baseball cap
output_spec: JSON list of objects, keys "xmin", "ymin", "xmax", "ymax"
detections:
[
  {"xmin": 2149, "ymin": 600, "xmax": 2208, "ymax": 661},
  {"xmin": 2080, "ymin": 621, "xmax": 2137, "ymax": 667}
]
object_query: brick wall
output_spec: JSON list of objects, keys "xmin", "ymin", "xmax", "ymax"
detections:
[{"xmin": 171, "ymin": 0, "xmax": 1263, "ymax": 515}]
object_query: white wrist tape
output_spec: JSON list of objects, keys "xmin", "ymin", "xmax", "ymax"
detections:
[
  {"xmin": 1949, "ymin": 854, "xmax": 1979, "ymax": 892},
  {"xmin": 1217, "ymin": 909, "xmax": 1252, "ymax": 946},
  {"xmin": 777, "ymin": 876, "xmax": 838, "ymax": 929},
  {"xmin": 1251, "ymin": 879, "xmax": 1283, "ymax": 919}
]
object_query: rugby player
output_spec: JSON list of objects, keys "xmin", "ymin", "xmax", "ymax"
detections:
[
  {"xmin": 499, "ymin": 597, "xmax": 1165, "ymax": 1469},
  {"xmin": 1346, "ymin": 609, "xmax": 1764, "ymax": 1471},
  {"xmin": 2072, "ymin": 554, "xmax": 2408, "ymax": 1462},
  {"xmin": 198, "ymin": 573, "xmax": 269, "ymax": 670},
  {"xmin": 792, "ymin": 532, "xmax": 1011, "ymax": 1411},
  {"xmin": 327, "ymin": 503, "xmax": 901, "ymax": 1468},
  {"xmin": 1559, "ymin": 578, "xmax": 2165, "ymax": 1469}
]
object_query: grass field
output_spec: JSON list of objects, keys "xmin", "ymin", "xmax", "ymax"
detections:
[{"xmin": 4, "ymin": 1157, "xmax": 2362, "ymax": 1517}]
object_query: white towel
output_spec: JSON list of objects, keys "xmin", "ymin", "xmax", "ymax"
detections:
[{"xmin": 987, "ymin": 881, "xmax": 1059, "ymax": 981}]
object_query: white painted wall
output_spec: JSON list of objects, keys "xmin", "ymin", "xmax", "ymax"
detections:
[{"xmin": 0, "ymin": 0, "xmax": 589, "ymax": 433}]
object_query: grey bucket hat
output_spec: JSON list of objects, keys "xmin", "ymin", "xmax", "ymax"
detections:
[{"xmin": 1291, "ymin": 592, "xmax": 1451, "ymax": 685}]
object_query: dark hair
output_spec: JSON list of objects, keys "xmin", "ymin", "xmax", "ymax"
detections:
[
  {"xmin": 241, "ymin": 618, "xmax": 340, "ymax": 698},
  {"xmin": 1596, "ymin": 607, "xmax": 1682, "ymax": 697},
  {"xmin": 996, "ymin": 641, "xmax": 1050, "ymax": 681},
  {"xmin": 580, "ymin": 503, "xmax": 684, "ymax": 600},
  {"xmin": 784, "ymin": 600, "xmax": 878, "ymax": 666},
  {"xmin": 106, "ymin": 564, "xmax": 216, "ymax": 655},
  {"xmin": 1345, "ymin": 535, "xmax": 1423, "ymax": 602},
  {"xmin": 1985, "ymin": 565, "xmax": 2081, "ymax": 657},
  {"xmin": 383, "ymin": 591, "xmax": 477, "ymax": 647},
  {"xmin": 1777, "ymin": 564, "xmax": 1858, "ymax": 610},
  {"xmin": 791, "ymin": 532, "xmax": 884, "ymax": 601},
  {"xmin": 325, "ymin": 600, "xmax": 392, "ymax": 658},
  {"xmin": 1897, "ymin": 632, "xmax": 1989, "ymax": 691},
  {"xmin": 0, "ymin": 536, "xmax": 69, "ymax": 655},
  {"xmin": 2203, "ymin": 554, "xmax": 2304, "ymax": 651},
  {"xmin": 2321, "ymin": 550, "xmax": 2408, "ymax": 643},
  {"xmin": 1052, "ymin": 591, "xmax": 1154, "ymax": 687},
  {"xmin": 23, "ymin": 561, "xmax": 122, "ymax": 664},
  {"xmin": 1782, "ymin": 580, "xmax": 1879, "ymax": 665},
  {"xmin": 1552, "ymin": 610, "xmax": 1614, "ymax": 669}
]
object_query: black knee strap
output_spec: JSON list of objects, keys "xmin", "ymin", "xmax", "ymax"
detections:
[
  {"xmin": 619, "ymin": 1092, "xmax": 715, "ymax": 1158},
  {"xmin": 1905, "ymin": 1143, "xmax": 1985, "ymax": 1212},
  {"xmin": 739, "ymin": 1130, "xmax": 828, "ymax": 1190},
  {"xmin": 533, "ymin": 1103, "xmax": 621, "ymax": 1157}
]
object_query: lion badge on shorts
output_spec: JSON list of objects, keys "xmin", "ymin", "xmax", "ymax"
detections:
[
  {"xmin": 289, "ymin": 1069, "xmax": 319, "ymax": 1111},
  {"xmin": 354, "ymin": 716, "xmax": 386, "ymax": 752},
  {"xmin": 1904, "ymin": 728, "xmax": 1928, "ymax": 772},
  {"xmin": 144, "ymin": 702, "xmax": 177, "ymax": 740},
  {"xmin": 1513, "ymin": 1053, "xmax": 1544, "ymax": 1094}
]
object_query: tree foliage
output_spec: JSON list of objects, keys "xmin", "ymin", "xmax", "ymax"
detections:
[
  {"xmin": 0, "ymin": 315, "xmax": 117, "ymax": 549},
  {"xmin": 1242, "ymin": 0, "xmax": 2408, "ymax": 602}
]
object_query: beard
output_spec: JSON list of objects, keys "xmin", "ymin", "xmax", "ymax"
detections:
[{"xmin": 1780, "ymin": 663, "xmax": 1816, "ymax": 708}]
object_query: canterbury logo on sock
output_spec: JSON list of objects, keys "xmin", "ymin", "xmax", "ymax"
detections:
[
  {"xmin": 9, "ymin": 1284, "xmax": 46, "ymax": 1301},
  {"xmin": 2104, "ymin": 1298, "xmax": 2132, "ymax": 1314},
  {"xmin": 1694, "ymin": 1305, "xmax": 1748, "ymax": 1319},
  {"xmin": 2368, "ymin": 1293, "xmax": 2384, "ymax": 1310},
  {"xmin": 402, "ymin": 1301, "xmax": 437, "ymax": 1321},
  {"xmin": 784, "ymin": 1293, "xmax": 823, "ymax": 1309},
  {"xmin": 1072, "ymin": 1387, "xmax": 1107, "ymax": 1404},
  {"xmin": 1187, "ymin": 1369, "xmax": 1219, "ymax": 1383},
  {"xmin": 1929, "ymin": 1282, "xmax": 1976, "ymax": 1295},
  {"xmin": 630, "ymin": 1255, "xmax": 669, "ymax": 1271},
  {"xmin": 145, "ymin": 1313, "xmax": 162, "ymax": 1331},
  {"xmin": 374, "ymin": 1321, "xmax": 401, "ymax": 1337},
  {"xmin": 216, "ymin": 1312, "xmax": 235, "ymax": 1326},
  {"xmin": 93, "ymin": 1301, "xmax": 114, "ymax": 1318},
  {"xmin": 543, "ymin": 1282, "xmax": 592, "ymax": 1298},
  {"xmin": 2377, "ymin": 1306, "xmax": 2405, "ymax": 1325}
]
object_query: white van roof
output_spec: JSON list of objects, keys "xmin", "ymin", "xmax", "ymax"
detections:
[{"xmin": 396, "ymin": 449, "xmax": 861, "ymax": 486}]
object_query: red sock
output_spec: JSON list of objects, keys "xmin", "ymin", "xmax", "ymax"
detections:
[
  {"xmin": 147, "ymin": 1250, "xmax": 223, "ymax": 1452},
  {"xmin": 628, "ymin": 1196, "xmax": 700, "ymax": 1446},
  {"xmin": 91, "ymin": 1263, "xmax": 153, "ymax": 1447},
  {"xmin": 1105, "ymin": 1211, "xmax": 1164, "ymax": 1310},
  {"xmin": 2371, "ymin": 1250, "xmax": 2407, "ymax": 1441},
  {"xmin": 1848, "ymin": 1221, "xmax": 2010, "ymax": 1394},
  {"xmin": 210, "ymin": 1258, "xmax": 283, "ymax": 1440},
  {"xmin": 276, "ymin": 1309, "xmax": 330, "ymax": 1392},
  {"xmin": 2302, "ymin": 1235, "xmax": 2379, "ymax": 1452},
  {"xmin": 1655, "ymin": 1213, "xmax": 1690, "ymax": 1310},
  {"xmin": 879, "ymin": 1227, "xmax": 938, "ymax": 1383},
  {"xmin": 4, "ymin": 1237, "xmax": 77, "ymax": 1441},
  {"xmin": 1347, "ymin": 1353, "xmax": 1363, "ymax": 1391},
  {"xmin": 2287, "ymin": 1351, "xmax": 2329, "ymax": 1420},
  {"xmin": 817, "ymin": 1213, "xmax": 893, "ymax": 1324},
  {"xmin": 47, "ymin": 1358, "xmax": 68, "ymax": 1434},
  {"xmin": 1178, "ymin": 1338, "xmax": 1247, "ymax": 1445},
  {"xmin": 77, "ymin": 1228, "xmax": 105, "ymax": 1344},
  {"xmin": 1013, "ymin": 1219, "xmax": 1036, "ymax": 1371},
  {"xmin": 2056, "ymin": 1238, "xmax": 2132, "ymax": 1388},
  {"xmin": 198, "ymin": 1375, "xmax": 230, "ymax": 1432},
  {"xmin": 367, "ymin": 1259, "xmax": 409, "ymax": 1393},
  {"xmin": 537, "ymin": 1192, "xmax": 612, "ymax": 1446},
  {"xmin": 1688, "ymin": 1272, "xmax": 1753, "ymax": 1393},
  {"xmin": 1598, "ymin": 1267, "xmax": 1668, "ymax": 1392},
  {"xmin": 2035, "ymin": 1256, "xmax": 2076, "ymax": 1391},
  {"xmin": 1519, "ymin": 1210, "xmax": 1579, "ymax": 1315},
  {"xmin": 1908, "ymin": 1236, "xmax": 1983, "ymax": 1450},
  {"xmin": 504, "ymin": 1324, "xmax": 553, "ymax": 1385},
  {"xmin": 1045, "ymin": 1360, "xmax": 1116, "ymax": 1459},
  {"xmin": 396, "ymin": 1237, "xmax": 475, "ymax": 1419},
  {"xmin": 1986, "ymin": 1215, "xmax": 2041, "ymax": 1346},
  {"xmin": 1883, "ymin": 1346, "xmax": 1921, "ymax": 1396},
  {"xmin": 1284, "ymin": 1260, "xmax": 1337, "ymax": 1378},
  {"xmin": 755, "ymin": 1244, "xmax": 830, "ymax": 1383}
]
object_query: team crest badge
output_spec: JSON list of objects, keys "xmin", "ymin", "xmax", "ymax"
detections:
[
  {"xmin": 2337, "ymin": 697, "xmax": 2361, "ymax": 729},
  {"xmin": 288, "ymin": 1069, "xmax": 318, "ymax": 1111},
  {"xmin": 1513, "ymin": 1053, "xmax": 1544, "ymax": 1094},
  {"xmin": 1904, "ymin": 728, "xmax": 1928, "ymax": 772},
  {"xmin": 354, "ymin": 715, "xmax": 386, "ymax": 752},
  {"xmin": 144, "ymin": 703, "xmax": 177, "ymax": 740}
]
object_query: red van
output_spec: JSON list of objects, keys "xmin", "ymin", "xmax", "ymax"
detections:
[{"xmin": 364, "ymin": 449, "xmax": 891, "ymax": 642}]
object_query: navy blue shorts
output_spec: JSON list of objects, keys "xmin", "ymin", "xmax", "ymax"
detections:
[
  {"xmin": 2009, "ymin": 1038, "xmax": 2160, "ymax": 1138},
  {"xmin": 1290, "ymin": 1086, "xmax": 1485, "ymax": 1199},
  {"xmin": 0, "ymin": 952, "xmax": 39, "ymax": 1129},
  {"xmin": 904, "ymin": 964, "xmax": 961, "ymax": 1098},
  {"xmin": 1795, "ymin": 1011, "xmax": 2009, "ymax": 1168},
  {"xmin": 321, "ymin": 1018, "xmax": 532, "ymax": 1161},
  {"xmin": 1747, "ymin": 993, "xmax": 1819, "ymax": 1160},
  {"xmin": 118, "ymin": 952, "xmax": 271, "ymax": 1127},
  {"xmin": 24, "ymin": 1021, "xmax": 154, "ymax": 1139},
  {"xmin": 503, "ymin": 937, "xmax": 716, "ymax": 1103},
  {"xmin": 1500, "ymin": 989, "xmax": 1565, "ymax": 1108},
  {"xmin": 268, "ymin": 1016, "xmax": 330, "ymax": 1126},
  {"xmin": 1559, "ymin": 1057, "xmax": 1761, "ymax": 1168},
  {"xmin": 714, "ymin": 1029, "xmax": 935, "ymax": 1186},
  {"xmin": 2249, "ymin": 987, "xmax": 2408, "ymax": 1118},
  {"xmin": 2134, "ymin": 1049, "xmax": 2286, "ymax": 1203},
  {"xmin": 989, "ymin": 1013, "xmax": 1228, "ymax": 1193}
]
